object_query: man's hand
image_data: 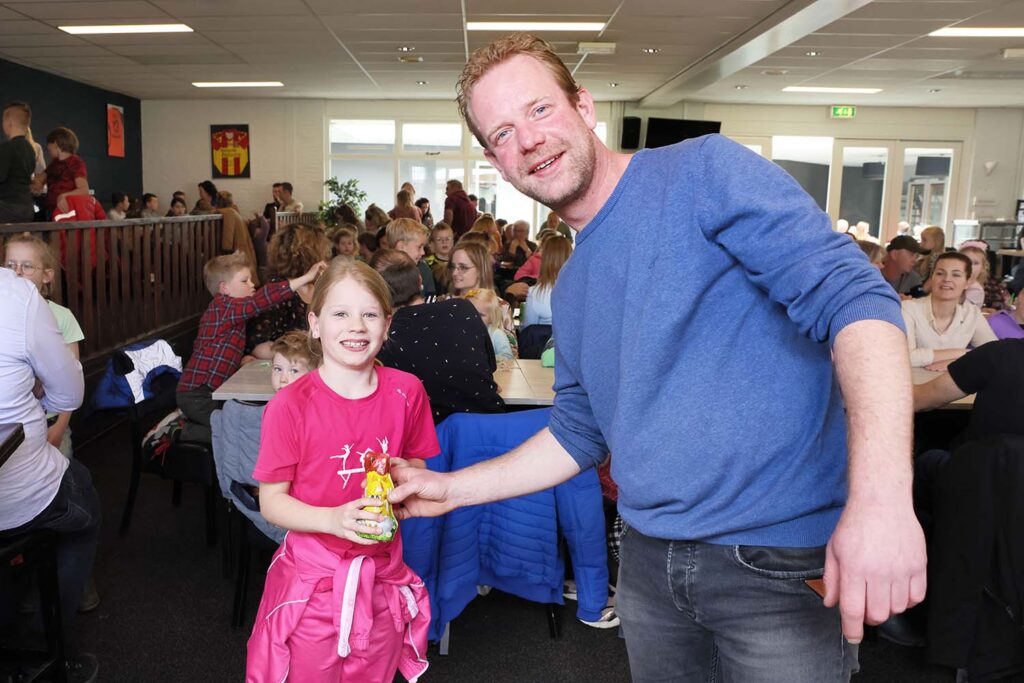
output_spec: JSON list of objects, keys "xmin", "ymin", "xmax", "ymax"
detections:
[
  {"xmin": 823, "ymin": 498, "xmax": 927, "ymax": 644},
  {"xmin": 388, "ymin": 467, "xmax": 459, "ymax": 519}
]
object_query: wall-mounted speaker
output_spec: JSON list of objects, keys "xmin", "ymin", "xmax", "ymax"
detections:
[{"xmin": 620, "ymin": 116, "xmax": 641, "ymax": 150}]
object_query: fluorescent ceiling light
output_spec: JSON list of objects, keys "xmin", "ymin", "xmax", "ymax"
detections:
[
  {"xmin": 192, "ymin": 81, "xmax": 284, "ymax": 88},
  {"xmin": 783, "ymin": 86, "xmax": 882, "ymax": 94},
  {"xmin": 59, "ymin": 23, "xmax": 192, "ymax": 35},
  {"xmin": 930, "ymin": 27, "xmax": 1024, "ymax": 37},
  {"xmin": 466, "ymin": 21, "xmax": 605, "ymax": 32}
]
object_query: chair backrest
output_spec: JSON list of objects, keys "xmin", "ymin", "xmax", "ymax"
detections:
[{"xmin": 518, "ymin": 324, "xmax": 552, "ymax": 360}]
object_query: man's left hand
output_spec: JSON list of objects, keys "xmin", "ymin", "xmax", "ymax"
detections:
[{"xmin": 823, "ymin": 498, "xmax": 927, "ymax": 644}]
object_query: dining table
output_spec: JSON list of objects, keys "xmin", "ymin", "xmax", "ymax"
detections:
[
  {"xmin": 212, "ymin": 358, "xmax": 556, "ymax": 407},
  {"xmin": 911, "ymin": 366, "xmax": 974, "ymax": 410}
]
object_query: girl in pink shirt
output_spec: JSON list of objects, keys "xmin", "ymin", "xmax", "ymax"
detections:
[{"xmin": 247, "ymin": 259, "xmax": 438, "ymax": 682}]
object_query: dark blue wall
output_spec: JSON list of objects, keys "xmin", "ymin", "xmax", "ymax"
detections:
[{"xmin": 0, "ymin": 57, "xmax": 142, "ymax": 211}]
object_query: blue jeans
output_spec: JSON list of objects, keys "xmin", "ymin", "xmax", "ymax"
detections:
[
  {"xmin": 616, "ymin": 528, "xmax": 858, "ymax": 682},
  {"xmin": 1, "ymin": 458, "xmax": 101, "ymax": 630}
]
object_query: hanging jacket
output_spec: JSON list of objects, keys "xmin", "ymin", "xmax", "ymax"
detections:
[
  {"xmin": 247, "ymin": 532, "xmax": 429, "ymax": 683},
  {"xmin": 402, "ymin": 409, "xmax": 608, "ymax": 641},
  {"xmin": 91, "ymin": 339, "xmax": 182, "ymax": 410},
  {"xmin": 927, "ymin": 435, "xmax": 1024, "ymax": 681}
]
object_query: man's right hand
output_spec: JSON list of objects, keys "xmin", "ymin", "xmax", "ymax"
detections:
[{"xmin": 389, "ymin": 467, "xmax": 459, "ymax": 519}]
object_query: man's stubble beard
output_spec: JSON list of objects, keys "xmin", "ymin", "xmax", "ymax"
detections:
[{"xmin": 512, "ymin": 132, "xmax": 597, "ymax": 212}]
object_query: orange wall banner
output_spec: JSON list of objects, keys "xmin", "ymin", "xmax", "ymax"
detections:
[
  {"xmin": 210, "ymin": 124, "xmax": 251, "ymax": 178},
  {"xmin": 106, "ymin": 104, "xmax": 125, "ymax": 158}
]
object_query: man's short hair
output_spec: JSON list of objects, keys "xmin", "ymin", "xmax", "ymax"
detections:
[
  {"xmin": 386, "ymin": 217, "xmax": 427, "ymax": 247},
  {"xmin": 111, "ymin": 191, "xmax": 127, "ymax": 206},
  {"xmin": 468, "ymin": 194, "xmax": 477, "ymax": 202},
  {"xmin": 272, "ymin": 182, "xmax": 283, "ymax": 189},
  {"xmin": 2, "ymin": 101, "xmax": 31, "ymax": 127},
  {"xmin": 280, "ymin": 182, "xmax": 293, "ymax": 194},
  {"xmin": 271, "ymin": 330, "xmax": 318, "ymax": 367},
  {"xmin": 446, "ymin": 179, "xmax": 463, "ymax": 191},
  {"xmin": 203, "ymin": 252, "xmax": 249, "ymax": 296},
  {"xmin": 357, "ymin": 232, "xmax": 379, "ymax": 252},
  {"xmin": 456, "ymin": 33, "xmax": 580, "ymax": 147},
  {"xmin": 143, "ymin": 193, "xmax": 157, "ymax": 204},
  {"xmin": 46, "ymin": 127, "xmax": 79, "ymax": 154},
  {"xmin": 369, "ymin": 249, "xmax": 421, "ymax": 307},
  {"xmin": 172, "ymin": 190, "xmax": 186, "ymax": 199}
]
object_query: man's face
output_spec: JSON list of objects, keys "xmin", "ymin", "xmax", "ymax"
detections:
[
  {"xmin": 146, "ymin": 196, "xmax": 158, "ymax": 211},
  {"xmin": 280, "ymin": 188, "xmax": 291, "ymax": 201},
  {"xmin": 889, "ymin": 248, "xmax": 917, "ymax": 274},
  {"xmin": 1, "ymin": 115, "xmax": 12, "ymax": 139},
  {"xmin": 471, "ymin": 55, "xmax": 597, "ymax": 211},
  {"xmin": 445, "ymin": 184, "xmax": 455, "ymax": 197},
  {"xmin": 272, "ymin": 185, "xmax": 281, "ymax": 201},
  {"xmin": 513, "ymin": 223, "xmax": 529, "ymax": 242}
]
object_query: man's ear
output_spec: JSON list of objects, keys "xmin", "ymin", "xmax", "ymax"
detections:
[{"xmin": 575, "ymin": 87, "xmax": 598, "ymax": 130}]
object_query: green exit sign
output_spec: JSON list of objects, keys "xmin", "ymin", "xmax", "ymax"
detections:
[{"xmin": 830, "ymin": 105, "xmax": 857, "ymax": 119}]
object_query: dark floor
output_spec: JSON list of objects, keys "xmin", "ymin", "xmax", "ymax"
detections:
[{"xmin": 49, "ymin": 419, "xmax": 956, "ymax": 682}]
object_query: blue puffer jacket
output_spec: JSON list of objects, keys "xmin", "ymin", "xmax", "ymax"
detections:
[{"xmin": 402, "ymin": 409, "xmax": 608, "ymax": 641}]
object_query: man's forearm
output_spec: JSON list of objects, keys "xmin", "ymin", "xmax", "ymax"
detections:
[
  {"xmin": 448, "ymin": 427, "xmax": 581, "ymax": 507},
  {"xmin": 833, "ymin": 319, "xmax": 914, "ymax": 502}
]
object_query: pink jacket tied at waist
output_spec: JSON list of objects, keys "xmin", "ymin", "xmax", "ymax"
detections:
[{"xmin": 247, "ymin": 532, "xmax": 430, "ymax": 682}]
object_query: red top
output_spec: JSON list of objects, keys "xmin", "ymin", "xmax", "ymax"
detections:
[
  {"xmin": 178, "ymin": 281, "xmax": 294, "ymax": 392},
  {"xmin": 444, "ymin": 190, "xmax": 477, "ymax": 239},
  {"xmin": 253, "ymin": 367, "xmax": 439, "ymax": 558},
  {"xmin": 44, "ymin": 154, "xmax": 87, "ymax": 215}
]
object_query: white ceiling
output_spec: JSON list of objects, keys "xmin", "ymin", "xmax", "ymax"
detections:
[{"xmin": 2, "ymin": 0, "xmax": 1024, "ymax": 107}]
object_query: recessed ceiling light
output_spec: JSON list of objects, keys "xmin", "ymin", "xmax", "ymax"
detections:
[
  {"xmin": 59, "ymin": 23, "xmax": 192, "ymax": 35},
  {"xmin": 416, "ymin": 80, "xmax": 429, "ymax": 85},
  {"xmin": 928, "ymin": 88, "xmax": 942, "ymax": 93},
  {"xmin": 641, "ymin": 47, "xmax": 659, "ymax": 54},
  {"xmin": 466, "ymin": 21, "xmax": 605, "ymax": 32},
  {"xmin": 192, "ymin": 81, "xmax": 284, "ymax": 88},
  {"xmin": 930, "ymin": 27, "xmax": 1024, "ymax": 37},
  {"xmin": 398, "ymin": 55, "xmax": 423, "ymax": 63},
  {"xmin": 762, "ymin": 69, "xmax": 790, "ymax": 76},
  {"xmin": 734, "ymin": 85, "xmax": 747, "ymax": 90},
  {"xmin": 805, "ymin": 50, "xmax": 822, "ymax": 57},
  {"xmin": 608, "ymin": 82, "xmax": 619, "ymax": 87},
  {"xmin": 783, "ymin": 86, "xmax": 882, "ymax": 94},
  {"xmin": 397, "ymin": 46, "xmax": 416, "ymax": 52}
]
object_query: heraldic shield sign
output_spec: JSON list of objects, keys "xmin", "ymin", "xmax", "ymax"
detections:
[{"xmin": 210, "ymin": 124, "xmax": 251, "ymax": 178}]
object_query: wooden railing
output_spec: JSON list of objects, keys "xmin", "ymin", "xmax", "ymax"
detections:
[
  {"xmin": 273, "ymin": 211, "xmax": 321, "ymax": 231},
  {"xmin": 1, "ymin": 215, "xmax": 222, "ymax": 362}
]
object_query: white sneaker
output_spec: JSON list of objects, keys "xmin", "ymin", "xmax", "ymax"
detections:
[{"xmin": 579, "ymin": 607, "xmax": 619, "ymax": 629}]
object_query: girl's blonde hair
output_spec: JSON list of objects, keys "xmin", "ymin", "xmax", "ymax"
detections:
[
  {"xmin": 959, "ymin": 245, "xmax": 990, "ymax": 283},
  {"xmin": 308, "ymin": 258, "xmax": 393, "ymax": 359},
  {"xmin": 450, "ymin": 241, "xmax": 494, "ymax": 293},
  {"xmin": 463, "ymin": 288, "xmax": 502, "ymax": 330},
  {"xmin": 537, "ymin": 235, "xmax": 572, "ymax": 290},
  {"xmin": 4, "ymin": 232, "xmax": 57, "ymax": 297},
  {"xmin": 470, "ymin": 214, "xmax": 502, "ymax": 254},
  {"xmin": 365, "ymin": 204, "xmax": 390, "ymax": 231}
]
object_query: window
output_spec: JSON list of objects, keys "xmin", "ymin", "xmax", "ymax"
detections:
[
  {"xmin": 402, "ymin": 123, "xmax": 462, "ymax": 153},
  {"xmin": 772, "ymin": 136, "xmax": 833, "ymax": 211},
  {"xmin": 329, "ymin": 120, "xmax": 394, "ymax": 154},
  {"xmin": 329, "ymin": 158, "xmax": 393, "ymax": 212},
  {"xmin": 399, "ymin": 159, "xmax": 464, "ymax": 208}
]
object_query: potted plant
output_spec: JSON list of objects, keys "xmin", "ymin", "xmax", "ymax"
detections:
[{"xmin": 318, "ymin": 177, "xmax": 367, "ymax": 226}]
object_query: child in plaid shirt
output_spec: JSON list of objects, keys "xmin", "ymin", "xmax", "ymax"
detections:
[{"xmin": 176, "ymin": 252, "xmax": 324, "ymax": 442}]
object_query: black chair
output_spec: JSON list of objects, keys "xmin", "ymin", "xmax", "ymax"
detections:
[
  {"xmin": 226, "ymin": 486, "xmax": 279, "ymax": 629},
  {"xmin": 120, "ymin": 372, "xmax": 219, "ymax": 547},
  {"xmin": 0, "ymin": 531, "xmax": 66, "ymax": 683},
  {"xmin": 517, "ymin": 324, "xmax": 552, "ymax": 360}
]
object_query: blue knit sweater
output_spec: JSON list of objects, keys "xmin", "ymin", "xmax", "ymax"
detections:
[{"xmin": 548, "ymin": 134, "xmax": 904, "ymax": 547}]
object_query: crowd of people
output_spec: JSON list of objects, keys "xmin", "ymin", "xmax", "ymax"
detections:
[{"xmin": 3, "ymin": 31, "xmax": 1024, "ymax": 683}]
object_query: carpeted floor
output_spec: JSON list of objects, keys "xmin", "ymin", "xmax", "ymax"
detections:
[{"xmin": 62, "ymin": 420, "xmax": 954, "ymax": 682}]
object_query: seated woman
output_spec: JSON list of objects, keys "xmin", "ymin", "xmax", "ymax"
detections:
[
  {"xmin": 901, "ymin": 252, "xmax": 997, "ymax": 370},
  {"xmin": 987, "ymin": 303, "xmax": 1024, "ymax": 340},
  {"xmin": 524, "ymin": 235, "xmax": 572, "ymax": 328},
  {"xmin": 448, "ymin": 240, "xmax": 495, "ymax": 297},
  {"xmin": 369, "ymin": 249, "xmax": 504, "ymax": 423},
  {"xmin": 245, "ymin": 222, "xmax": 331, "ymax": 359}
]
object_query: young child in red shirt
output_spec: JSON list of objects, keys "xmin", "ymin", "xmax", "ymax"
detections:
[
  {"xmin": 247, "ymin": 259, "xmax": 437, "ymax": 683},
  {"xmin": 176, "ymin": 252, "xmax": 324, "ymax": 442}
]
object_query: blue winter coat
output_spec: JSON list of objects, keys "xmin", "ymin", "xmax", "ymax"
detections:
[{"xmin": 402, "ymin": 409, "xmax": 609, "ymax": 641}]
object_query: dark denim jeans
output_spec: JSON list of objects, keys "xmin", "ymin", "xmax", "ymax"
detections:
[
  {"xmin": 1, "ymin": 458, "xmax": 101, "ymax": 630},
  {"xmin": 616, "ymin": 527, "xmax": 858, "ymax": 682}
]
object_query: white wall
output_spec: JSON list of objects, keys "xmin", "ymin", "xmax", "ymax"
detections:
[
  {"xmin": 964, "ymin": 108, "xmax": 1024, "ymax": 222},
  {"xmin": 142, "ymin": 98, "xmax": 325, "ymax": 217}
]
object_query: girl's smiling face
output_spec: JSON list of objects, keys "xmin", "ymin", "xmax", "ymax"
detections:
[{"xmin": 308, "ymin": 277, "xmax": 391, "ymax": 372}]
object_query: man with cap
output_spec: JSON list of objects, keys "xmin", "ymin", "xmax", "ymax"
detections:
[{"xmin": 882, "ymin": 235, "xmax": 927, "ymax": 296}]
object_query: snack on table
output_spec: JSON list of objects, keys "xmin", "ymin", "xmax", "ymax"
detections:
[{"xmin": 358, "ymin": 449, "xmax": 398, "ymax": 542}]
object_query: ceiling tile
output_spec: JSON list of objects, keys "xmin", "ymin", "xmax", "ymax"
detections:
[{"xmin": 5, "ymin": 1, "xmax": 169, "ymax": 20}]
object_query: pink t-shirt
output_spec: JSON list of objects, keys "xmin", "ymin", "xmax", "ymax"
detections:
[{"xmin": 253, "ymin": 366, "xmax": 439, "ymax": 559}]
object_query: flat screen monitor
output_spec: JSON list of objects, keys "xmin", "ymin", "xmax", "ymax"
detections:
[{"xmin": 644, "ymin": 118, "xmax": 721, "ymax": 148}]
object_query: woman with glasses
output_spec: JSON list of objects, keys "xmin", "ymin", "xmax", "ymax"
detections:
[{"xmin": 448, "ymin": 241, "xmax": 493, "ymax": 296}]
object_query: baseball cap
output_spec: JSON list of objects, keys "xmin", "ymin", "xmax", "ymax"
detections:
[{"xmin": 886, "ymin": 235, "xmax": 926, "ymax": 253}]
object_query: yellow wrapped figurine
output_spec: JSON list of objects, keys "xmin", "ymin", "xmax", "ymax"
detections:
[{"xmin": 358, "ymin": 448, "xmax": 398, "ymax": 542}]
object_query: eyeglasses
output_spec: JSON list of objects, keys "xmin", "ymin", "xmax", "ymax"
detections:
[
  {"xmin": 433, "ymin": 238, "xmax": 454, "ymax": 245},
  {"xmin": 5, "ymin": 261, "xmax": 38, "ymax": 275},
  {"xmin": 448, "ymin": 263, "xmax": 475, "ymax": 273}
]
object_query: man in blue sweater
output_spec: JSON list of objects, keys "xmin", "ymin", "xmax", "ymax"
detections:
[{"xmin": 391, "ymin": 34, "xmax": 926, "ymax": 681}]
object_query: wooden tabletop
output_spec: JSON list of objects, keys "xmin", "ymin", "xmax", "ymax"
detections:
[
  {"xmin": 996, "ymin": 249, "xmax": 1024, "ymax": 257},
  {"xmin": 911, "ymin": 366, "xmax": 974, "ymax": 410},
  {"xmin": 212, "ymin": 358, "xmax": 556, "ymax": 407}
]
